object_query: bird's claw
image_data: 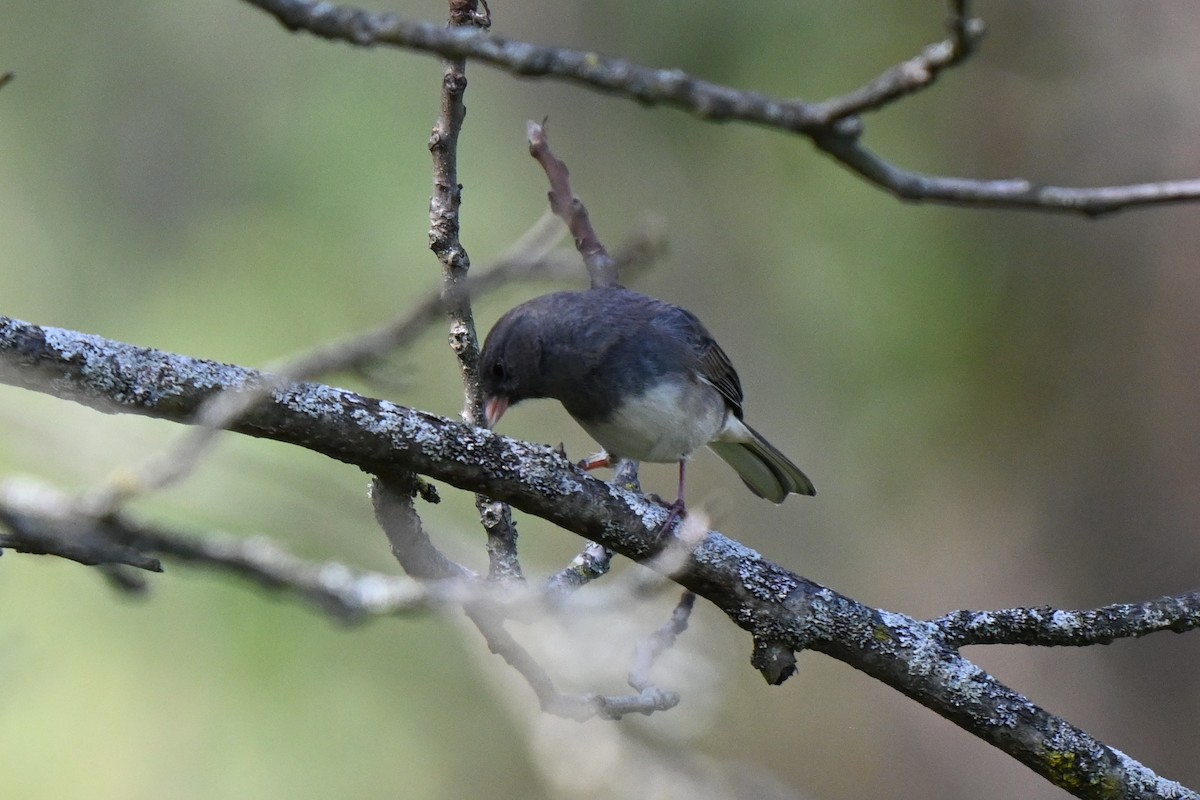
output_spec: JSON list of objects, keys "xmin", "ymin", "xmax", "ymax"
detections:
[
  {"xmin": 658, "ymin": 498, "xmax": 686, "ymax": 533},
  {"xmin": 577, "ymin": 451, "xmax": 613, "ymax": 471}
]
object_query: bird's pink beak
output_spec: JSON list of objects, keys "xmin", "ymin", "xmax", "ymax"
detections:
[{"xmin": 484, "ymin": 395, "xmax": 509, "ymax": 429}]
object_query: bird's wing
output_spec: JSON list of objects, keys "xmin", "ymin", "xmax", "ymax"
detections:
[
  {"xmin": 695, "ymin": 336, "xmax": 746, "ymax": 418},
  {"xmin": 650, "ymin": 296, "xmax": 747, "ymax": 417}
]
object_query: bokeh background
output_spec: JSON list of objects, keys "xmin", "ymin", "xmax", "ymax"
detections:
[{"xmin": 2, "ymin": 1, "xmax": 1199, "ymax": 798}]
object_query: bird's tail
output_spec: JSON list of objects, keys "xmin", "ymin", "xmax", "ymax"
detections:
[{"xmin": 709, "ymin": 422, "xmax": 815, "ymax": 504}]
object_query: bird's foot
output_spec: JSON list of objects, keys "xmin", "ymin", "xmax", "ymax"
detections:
[
  {"xmin": 658, "ymin": 498, "xmax": 686, "ymax": 533},
  {"xmin": 577, "ymin": 451, "xmax": 613, "ymax": 471}
]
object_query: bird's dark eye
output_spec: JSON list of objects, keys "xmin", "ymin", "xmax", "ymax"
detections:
[{"xmin": 490, "ymin": 361, "xmax": 506, "ymax": 380}]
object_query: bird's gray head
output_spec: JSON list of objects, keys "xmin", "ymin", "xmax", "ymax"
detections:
[{"xmin": 479, "ymin": 304, "xmax": 551, "ymax": 428}]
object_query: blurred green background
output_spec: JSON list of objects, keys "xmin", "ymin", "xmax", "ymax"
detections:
[{"xmin": 3, "ymin": 1, "xmax": 1199, "ymax": 798}]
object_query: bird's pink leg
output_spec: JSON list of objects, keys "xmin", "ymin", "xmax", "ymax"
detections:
[
  {"xmin": 659, "ymin": 459, "xmax": 687, "ymax": 531},
  {"xmin": 579, "ymin": 452, "xmax": 686, "ymax": 531}
]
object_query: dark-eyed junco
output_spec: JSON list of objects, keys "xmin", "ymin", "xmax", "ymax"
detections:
[{"xmin": 479, "ymin": 287, "xmax": 814, "ymax": 515}]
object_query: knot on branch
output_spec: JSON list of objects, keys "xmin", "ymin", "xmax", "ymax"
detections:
[{"xmin": 751, "ymin": 637, "xmax": 797, "ymax": 685}]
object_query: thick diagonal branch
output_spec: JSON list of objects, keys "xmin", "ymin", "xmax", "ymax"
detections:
[{"xmin": 2, "ymin": 315, "xmax": 1195, "ymax": 797}]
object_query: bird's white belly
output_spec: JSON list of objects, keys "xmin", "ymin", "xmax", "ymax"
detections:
[{"xmin": 577, "ymin": 380, "xmax": 726, "ymax": 462}]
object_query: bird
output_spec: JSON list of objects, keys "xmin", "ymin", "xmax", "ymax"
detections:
[{"xmin": 478, "ymin": 286, "xmax": 814, "ymax": 521}]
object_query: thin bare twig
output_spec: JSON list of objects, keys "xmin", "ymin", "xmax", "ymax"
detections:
[
  {"xmin": 812, "ymin": 130, "xmax": 1200, "ymax": 217},
  {"xmin": 244, "ymin": 0, "xmax": 827, "ymax": 130},
  {"xmin": 370, "ymin": 473, "xmax": 678, "ymax": 720},
  {"xmin": 0, "ymin": 476, "xmax": 484, "ymax": 619},
  {"xmin": 526, "ymin": 126, "xmax": 625, "ymax": 593},
  {"xmin": 0, "ymin": 478, "xmax": 162, "ymax": 574},
  {"xmin": 527, "ymin": 120, "xmax": 619, "ymax": 288},
  {"xmin": 808, "ymin": 1, "xmax": 984, "ymax": 122},
  {"xmin": 241, "ymin": 0, "xmax": 1200, "ymax": 216},
  {"xmin": 430, "ymin": 0, "xmax": 485, "ymax": 425},
  {"xmin": 543, "ymin": 542, "xmax": 613, "ymax": 596},
  {"xmin": 626, "ymin": 590, "xmax": 695, "ymax": 692},
  {"xmin": 429, "ymin": 0, "xmax": 522, "ymax": 583}
]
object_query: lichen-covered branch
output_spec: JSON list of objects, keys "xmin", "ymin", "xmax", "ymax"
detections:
[
  {"xmin": 935, "ymin": 591, "xmax": 1200, "ymax": 648},
  {"xmin": 429, "ymin": 0, "xmax": 485, "ymax": 426},
  {"xmin": 2, "ymin": 315, "xmax": 1196, "ymax": 797}
]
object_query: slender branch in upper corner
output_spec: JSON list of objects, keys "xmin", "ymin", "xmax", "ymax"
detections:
[
  {"xmin": 243, "ymin": 0, "xmax": 825, "ymax": 131},
  {"xmin": 812, "ymin": 129, "xmax": 1200, "ymax": 217},
  {"xmin": 808, "ymin": 0, "xmax": 985, "ymax": 123},
  {"xmin": 241, "ymin": 0, "xmax": 1200, "ymax": 216}
]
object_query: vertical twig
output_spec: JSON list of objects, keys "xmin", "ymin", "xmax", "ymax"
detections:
[
  {"xmin": 627, "ymin": 589, "xmax": 695, "ymax": 698},
  {"xmin": 427, "ymin": 0, "xmax": 522, "ymax": 582},
  {"xmin": 526, "ymin": 120, "xmax": 632, "ymax": 590},
  {"xmin": 429, "ymin": 0, "xmax": 485, "ymax": 424},
  {"xmin": 370, "ymin": 472, "xmax": 474, "ymax": 583},
  {"xmin": 527, "ymin": 120, "xmax": 621, "ymax": 289},
  {"xmin": 371, "ymin": 474, "xmax": 642, "ymax": 721},
  {"xmin": 947, "ymin": 0, "xmax": 979, "ymax": 60},
  {"xmin": 526, "ymin": 126, "xmax": 634, "ymax": 591}
]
